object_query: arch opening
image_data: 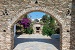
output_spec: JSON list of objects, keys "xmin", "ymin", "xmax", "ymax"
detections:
[
  {"xmin": 11, "ymin": 10, "xmax": 62, "ymax": 27},
  {"xmin": 11, "ymin": 10, "xmax": 62, "ymax": 50}
]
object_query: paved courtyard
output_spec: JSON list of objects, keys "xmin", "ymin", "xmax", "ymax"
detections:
[{"xmin": 13, "ymin": 34, "xmax": 60, "ymax": 50}]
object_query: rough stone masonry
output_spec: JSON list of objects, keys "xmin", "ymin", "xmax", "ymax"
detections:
[{"xmin": 0, "ymin": 0, "xmax": 74, "ymax": 50}]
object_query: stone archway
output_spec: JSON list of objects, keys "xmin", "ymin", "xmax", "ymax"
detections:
[
  {"xmin": 10, "ymin": 8, "xmax": 70, "ymax": 50},
  {"xmin": 12, "ymin": 10, "xmax": 63, "ymax": 49},
  {"xmin": 0, "ymin": 0, "xmax": 72, "ymax": 50}
]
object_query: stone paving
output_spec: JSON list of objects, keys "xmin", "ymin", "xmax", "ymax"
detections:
[{"xmin": 13, "ymin": 34, "xmax": 59, "ymax": 50}]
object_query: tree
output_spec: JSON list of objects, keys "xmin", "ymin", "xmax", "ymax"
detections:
[
  {"xmin": 49, "ymin": 17, "xmax": 56, "ymax": 29},
  {"xmin": 41, "ymin": 15, "xmax": 50, "ymax": 24},
  {"xmin": 42, "ymin": 24, "xmax": 55, "ymax": 36},
  {"xmin": 34, "ymin": 19, "xmax": 39, "ymax": 22},
  {"xmin": 42, "ymin": 14, "xmax": 56, "ymax": 36}
]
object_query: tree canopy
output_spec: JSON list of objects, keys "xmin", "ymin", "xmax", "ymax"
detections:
[
  {"xmin": 41, "ymin": 14, "xmax": 56, "ymax": 36},
  {"xmin": 34, "ymin": 19, "xmax": 39, "ymax": 22}
]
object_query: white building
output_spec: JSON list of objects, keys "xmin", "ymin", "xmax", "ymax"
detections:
[{"xmin": 33, "ymin": 23, "xmax": 43, "ymax": 34}]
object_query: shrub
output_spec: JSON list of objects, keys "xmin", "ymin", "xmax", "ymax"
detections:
[
  {"xmin": 42, "ymin": 15, "xmax": 56, "ymax": 36},
  {"xmin": 42, "ymin": 24, "xmax": 55, "ymax": 36},
  {"xmin": 23, "ymin": 28, "xmax": 33, "ymax": 34}
]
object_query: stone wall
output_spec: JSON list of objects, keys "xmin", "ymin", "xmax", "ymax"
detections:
[
  {"xmin": 70, "ymin": 0, "xmax": 75, "ymax": 50},
  {"xmin": 0, "ymin": 0, "xmax": 73, "ymax": 50}
]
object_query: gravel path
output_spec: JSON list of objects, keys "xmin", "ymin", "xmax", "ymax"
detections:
[{"xmin": 13, "ymin": 34, "xmax": 59, "ymax": 50}]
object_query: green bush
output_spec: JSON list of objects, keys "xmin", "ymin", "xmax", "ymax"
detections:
[
  {"xmin": 23, "ymin": 27, "xmax": 33, "ymax": 34},
  {"xmin": 42, "ymin": 15, "xmax": 56, "ymax": 36},
  {"xmin": 42, "ymin": 25, "xmax": 55, "ymax": 36},
  {"xmin": 16, "ymin": 26, "xmax": 22, "ymax": 30},
  {"xmin": 28, "ymin": 28, "xmax": 33, "ymax": 34},
  {"xmin": 23, "ymin": 28, "xmax": 26, "ymax": 33}
]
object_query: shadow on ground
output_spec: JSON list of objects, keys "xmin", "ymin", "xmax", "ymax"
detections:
[{"xmin": 14, "ymin": 35, "xmax": 60, "ymax": 50}]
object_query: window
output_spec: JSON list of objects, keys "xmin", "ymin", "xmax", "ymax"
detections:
[{"xmin": 36, "ymin": 27, "xmax": 40, "ymax": 30}]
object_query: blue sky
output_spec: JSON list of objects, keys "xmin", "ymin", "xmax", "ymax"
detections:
[{"xmin": 28, "ymin": 12, "xmax": 45, "ymax": 20}]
